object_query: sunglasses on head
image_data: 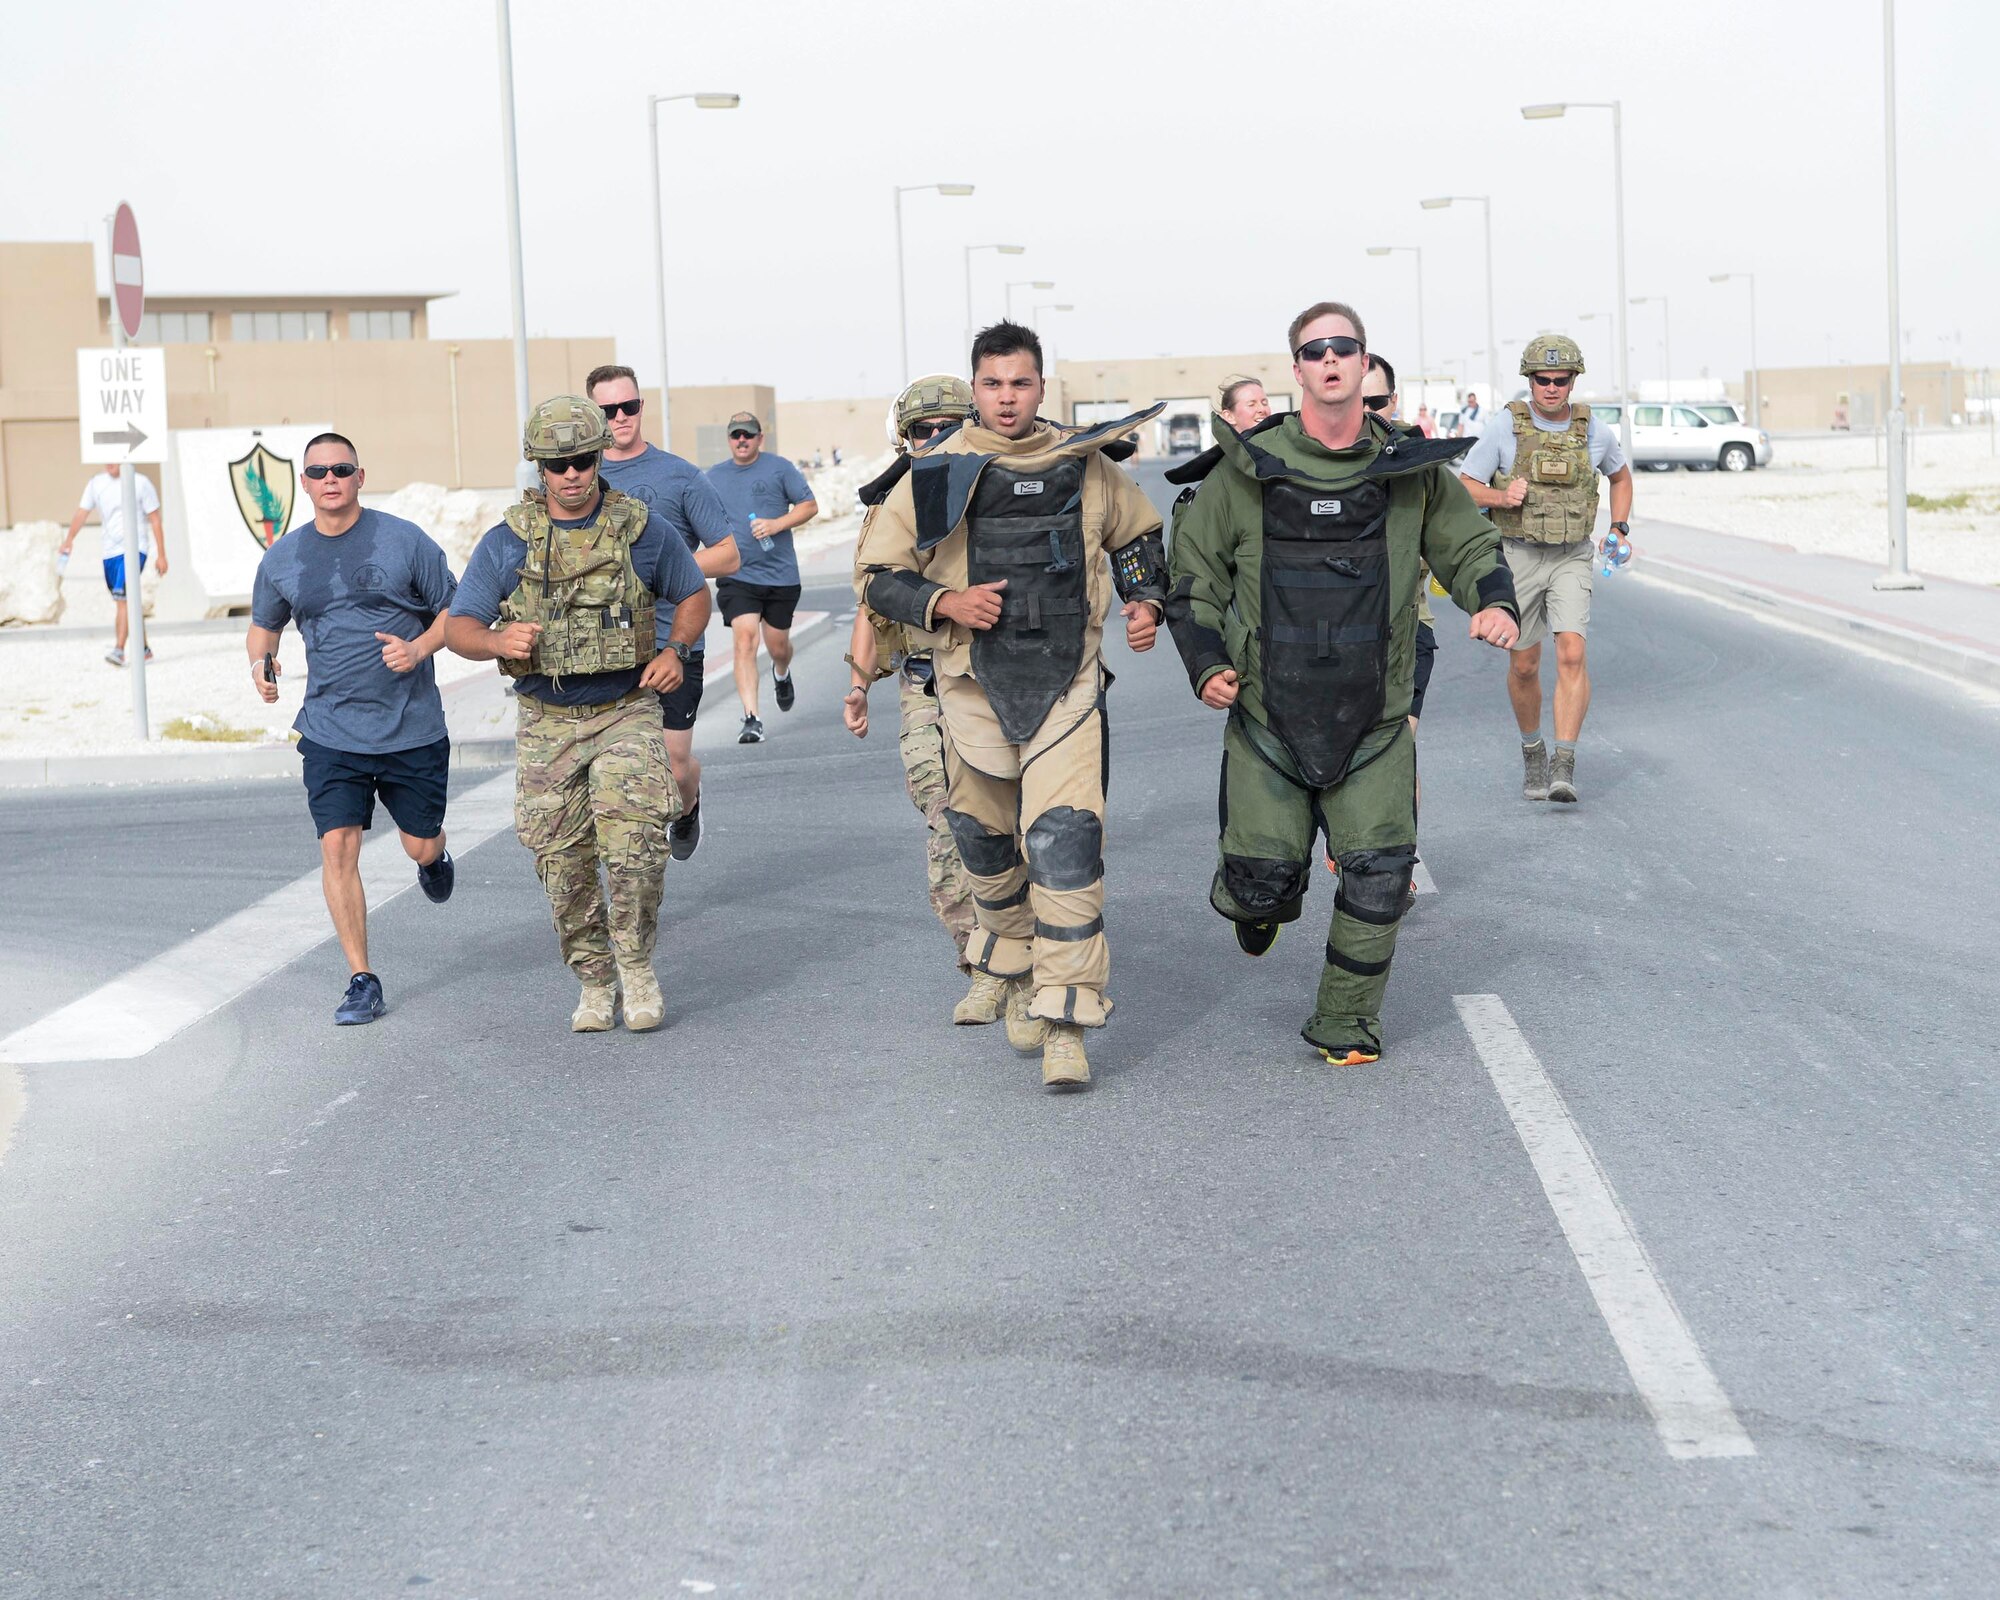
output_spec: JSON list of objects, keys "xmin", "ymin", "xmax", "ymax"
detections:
[
  {"xmin": 728, "ymin": 428, "xmax": 760, "ymax": 441},
  {"xmin": 543, "ymin": 452, "xmax": 599, "ymax": 476},
  {"xmin": 1530, "ymin": 373, "xmax": 1575, "ymax": 389},
  {"xmin": 1295, "ymin": 335, "xmax": 1364, "ymax": 363},
  {"xmin": 598, "ymin": 398, "xmax": 643, "ymax": 418},
  {"xmin": 906, "ymin": 420, "xmax": 957, "ymax": 443},
  {"xmin": 1361, "ymin": 394, "xmax": 1393, "ymax": 412},
  {"xmin": 303, "ymin": 462, "xmax": 359, "ymax": 480}
]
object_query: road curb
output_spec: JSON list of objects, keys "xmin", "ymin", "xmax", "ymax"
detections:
[
  {"xmin": 0, "ymin": 611, "xmax": 831, "ymax": 789},
  {"xmin": 1634, "ymin": 556, "xmax": 2000, "ymax": 692}
]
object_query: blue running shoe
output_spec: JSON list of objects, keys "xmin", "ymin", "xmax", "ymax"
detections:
[
  {"xmin": 335, "ymin": 971, "xmax": 385, "ymax": 1026},
  {"xmin": 418, "ymin": 849, "xmax": 454, "ymax": 903}
]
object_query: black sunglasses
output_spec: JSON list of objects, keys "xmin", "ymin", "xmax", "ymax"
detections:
[
  {"xmin": 598, "ymin": 398, "xmax": 643, "ymax": 418},
  {"xmin": 728, "ymin": 429, "xmax": 761, "ymax": 441},
  {"xmin": 543, "ymin": 452, "xmax": 599, "ymax": 476},
  {"xmin": 1361, "ymin": 394, "xmax": 1393, "ymax": 412},
  {"xmin": 1295, "ymin": 335, "xmax": 1364, "ymax": 363},
  {"xmin": 907, "ymin": 420, "xmax": 956, "ymax": 442},
  {"xmin": 1530, "ymin": 373, "xmax": 1575, "ymax": 388},
  {"xmin": 303, "ymin": 461, "xmax": 359, "ymax": 480}
]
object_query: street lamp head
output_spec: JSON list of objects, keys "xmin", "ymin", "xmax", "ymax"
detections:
[
  {"xmin": 1031, "ymin": 279, "xmax": 1054, "ymax": 289},
  {"xmin": 1521, "ymin": 103, "xmax": 1567, "ymax": 120},
  {"xmin": 692, "ymin": 94, "xmax": 740, "ymax": 109},
  {"xmin": 1053, "ymin": 304, "xmax": 1074, "ymax": 312},
  {"xmin": 997, "ymin": 244, "xmax": 1026, "ymax": 255},
  {"xmin": 1366, "ymin": 246, "xmax": 1392, "ymax": 257},
  {"xmin": 937, "ymin": 184, "xmax": 975, "ymax": 197},
  {"xmin": 1709, "ymin": 273, "xmax": 1736, "ymax": 283},
  {"xmin": 1420, "ymin": 197, "xmax": 1453, "ymax": 210}
]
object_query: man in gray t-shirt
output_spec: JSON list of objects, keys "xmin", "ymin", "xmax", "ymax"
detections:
[{"xmin": 247, "ymin": 431, "xmax": 459, "ymax": 1027}]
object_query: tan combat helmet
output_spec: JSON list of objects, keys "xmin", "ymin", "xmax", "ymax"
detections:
[
  {"xmin": 888, "ymin": 373, "xmax": 975, "ymax": 447},
  {"xmin": 1520, "ymin": 333, "xmax": 1586, "ymax": 376},
  {"xmin": 523, "ymin": 394, "xmax": 611, "ymax": 461}
]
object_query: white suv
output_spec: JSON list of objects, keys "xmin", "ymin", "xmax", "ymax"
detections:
[{"xmin": 1595, "ymin": 402, "xmax": 1773, "ymax": 472}]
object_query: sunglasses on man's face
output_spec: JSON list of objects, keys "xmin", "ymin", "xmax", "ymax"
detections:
[
  {"xmin": 1530, "ymin": 373, "xmax": 1575, "ymax": 389},
  {"xmin": 303, "ymin": 462, "xmax": 359, "ymax": 480},
  {"xmin": 907, "ymin": 420, "xmax": 956, "ymax": 443},
  {"xmin": 728, "ymin": 429, "xmax": 760, "ymax": 441},
  {"xmin": 1295, "ymin": 335, "xmax": 1364, "ymax": 363},
  {"xmin": 1361, "ymin": 394, "xmax": 1393, "ymax": 412},
  {"xmin": 598, "ymin": 398, "xmax": 643, "ymax": 418},
  {"xmin": 543, "ymin": 452, "xmax": 599, "ymax": 476}
]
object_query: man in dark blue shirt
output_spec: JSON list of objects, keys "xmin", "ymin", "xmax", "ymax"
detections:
[
  {"xmin": 446, "ymin": 395, "xmax": 710, "ymax": 1034},
  {"xmin": 247, "ymin": 430, "xmax": 458, "ymax": 1027},
  {"xmin": 589, "ymin": 363, "xmax": 740, "ymax": 859}
]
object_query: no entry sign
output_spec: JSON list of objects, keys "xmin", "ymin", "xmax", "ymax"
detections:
[{"xmin": 111, "ymin": 202, "xmax": 143, "ymax": 342}]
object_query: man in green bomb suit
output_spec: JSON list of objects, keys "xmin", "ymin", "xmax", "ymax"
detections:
[{"xmin": 1163, "ymin": 301, "xmax": 1521, "ymax": 1066}]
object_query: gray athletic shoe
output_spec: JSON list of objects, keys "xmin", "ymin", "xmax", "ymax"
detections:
[
  {"xmin": 1521, "ymin": 739, "xmax": 1550, "ymax": 802},
  {"xmin": 1548, "ymin": 746, "xmax": 1578, "ymax": 804}
]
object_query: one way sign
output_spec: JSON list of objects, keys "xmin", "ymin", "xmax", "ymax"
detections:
[{"xmin": 76, "ymin": 347, "xmax": 169, "ymax": 464}]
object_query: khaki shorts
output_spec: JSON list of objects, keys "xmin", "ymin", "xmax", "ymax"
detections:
[{"xmin": 1504, "ymin": 537, "xmax": 1593, "ymax": 651}]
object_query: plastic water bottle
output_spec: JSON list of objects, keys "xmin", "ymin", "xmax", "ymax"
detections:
[
  {"xmin": 55, "ymin": 550, "xmax": 69, "ymax": 577},
  {"xmin": 752, "ymin": 512, "xmax": 773, "ymax": 554},
  {"xmin": 1599, "ymin": 527, "xmax": 1634, "ymax": 577}
]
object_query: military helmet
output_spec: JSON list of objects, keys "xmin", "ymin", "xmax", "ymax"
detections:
[
  {"xmin": 523, "ymin": 394, "xmax": 611, "ymax": 462},
  {"xmin": 889, "ymin": 373, "xmax": 974, "ymax": 446},
  {"xmin": 1520, "ymin": 334, "xmax": 1586, "ymax": 377}
]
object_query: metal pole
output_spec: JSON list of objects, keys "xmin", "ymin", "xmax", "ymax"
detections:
[
  {"xmin": 1986, "ymin": 366, "xmax": 1993, "ymax": 457},
  {"xmin": 894, "ymin": 186, "xmax": 909, "ymax": 384},
  {"xmin": 1611, "ymin": 101, "xmax": 1634, "ymax": 461},
  {"xmin": 963, "ymin": 244, "xmax": 974, "ymax": 361},
  {"xmin": 648, "ymin": 95, "xmax": 672, "ymax": 453},
  {"xmin": 1662, "ymin": 297, "xmax": 1672, "ymax": 404},
  {"xmin": 1414, "ymin": 246, "xmax": 1427, "ymax": 402},
  {"xmin": 1877, "ymin": 0, "xmax": 1920, "ymax": 589},
  {"xmin": 1481, "ymin": 197, "xmax": 1498, "ymax": 409},
  {"xmin": 448, "ymin": 345, "xmax": 464, "ymax": 489},
  {"xmin": 108, "ymin": 213, "xmax": 147, "ymax": 739},
  {"xmin": 1747, "ymin": 275, "xmax": 1760, "ymax": 429},
  {"xmin": 495, "ymin": 0, "xmax": 532, "ymax": 484}
]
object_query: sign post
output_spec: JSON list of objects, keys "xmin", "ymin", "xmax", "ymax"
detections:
[{"xmin": 100, "ymin": 203, "xmax": 156, "ymax": 736}]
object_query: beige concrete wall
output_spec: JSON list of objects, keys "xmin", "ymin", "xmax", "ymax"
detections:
[
  {"xmin": 1750, "ymin": 362, "xmax": 1965, "ymax": 432},
  {"xmin": 666, "ymin": 385, "xmax": 777, "ymax": 469},
  {"xmin": 777, "ymin": 395, "xmax": 896, "ymax": 466},
  {"xmin": 0, "ymin": 243, "xmax": 108, "ymax": 528},
  {"xmin": 1055, "ymin": 352, "xmax": 1301, "ymax": 452}
]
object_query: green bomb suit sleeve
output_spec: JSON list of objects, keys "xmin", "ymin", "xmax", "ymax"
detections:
[
  {"xmin": 1415, "ymin": 464, "xmax": 1518, "ymax": 623},
  {"xmin": 1165, "ymin": 471, "xmax": 1242, "ymax": 695}
]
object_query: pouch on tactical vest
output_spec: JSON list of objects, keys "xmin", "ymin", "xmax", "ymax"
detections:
[
  {"xmin": 965, "ymin": 457, "xmax": 1089, "ymax": 743},
  {"xmin": 1258, "ymin": 477, "xmax": 1392, "ymax": 787},
  {"xmin": 497, "ymin": 489, "xmax": 657, "ymax": 681},
  {"xmin": 1489, "ymin": 400, "xmax": 1599, "ymax": 545}
]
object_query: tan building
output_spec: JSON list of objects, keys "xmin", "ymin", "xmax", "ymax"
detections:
[{"xmin": 1746, "ymin": 362, "xmax": 1969, "ymax": 432}]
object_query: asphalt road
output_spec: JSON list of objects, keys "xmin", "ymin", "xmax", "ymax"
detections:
[{"xmin": 3, "ymin": 524, "xmax": 1998, "ymax": 1595}]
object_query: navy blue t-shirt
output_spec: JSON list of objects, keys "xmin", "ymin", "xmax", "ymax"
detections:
[
  {"xmin": 251, "ymin": 509, "xmax": 456, "ymax": 754},
  {"xmin": 704, "ymin": 452, "xmax": 814, "ymax": 585},
  {"xmin": 449, "ymin": 494, "xmax": 706, "ymax": 706},
  {"xmin": 599, "ymin": 444, "xmax": 736, "ymax": 657}
]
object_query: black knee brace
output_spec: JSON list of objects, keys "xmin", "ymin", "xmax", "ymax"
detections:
[
  {"xmin": 1220, "ymin": 854, "xmax": 1310, "ymax": 921},
  {"xmin": 944, "ymin": 808, "xmax": 1021, "ymax": 879},
  {"xmin": 1333, "ymin": 846, "xmax": 1417, "ymax": 925},
  {"xmin": 1024, "ymin": 805, "xmax": 1102, "ymax": 890}
]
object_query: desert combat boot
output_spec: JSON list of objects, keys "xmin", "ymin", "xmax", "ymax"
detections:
[
  {"xmin": 620, "ymin": 965, "xmax": 666, "ymax": 1032},
  {"xmin": 1041, "ymin": 1023, "xmax": 1090, "ymax": 1089},
  {"xmin": 953, "ymin": 968, "xmax": 1010, "ymax": 1026},
  {"xmin": 1004, "ymin": 976, "xmax": 1050, "ymax": 1053},
  {"xmin": 572, "ymin": 980, "xmax": 618, "ymax": 1033}
]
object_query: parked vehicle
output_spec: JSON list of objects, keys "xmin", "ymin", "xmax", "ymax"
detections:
[
  {"xmin": 1166, "ymin": 413, "xmax": 1203, "ymax": 455},
  {"xmin": 1595, "ymin": 402, "xmax": 1773, "ymax": 472}
]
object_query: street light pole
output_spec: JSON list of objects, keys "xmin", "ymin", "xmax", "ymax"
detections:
[
  {"xmin": 649, "ymin": 92, "xmax": 739, "ymax": 456},
  {"xmin": 1710, "ymin": 273, "xmax": 1759, "ymax": 429},
  {"xmin": 894, "ymin": 182, "xmax": 975, "ymax": 384},
  {"xmin": 963, "ymin": 243, "xmax": 1025, "ymax": 358},
  {"xmin": 495, "ymin": 0, "xmax": 531, "ymax": 480},
  {"xmin": 1631, "ymin": 297, "xmax": 1671, "ymax": 400},
  {"xmin": 1420, "ymin": 196, "xmax": 1496, "ymax": 406},
  {"xmin": 1007, "ymin": 279, "xmax": 1054, "ymax": 323},
  {"xmin": 1365, "ymin": 246, "xmax": 1425, "ymax": 391},
  {"xmin": 1524, "ymin": 101, "xmax": 1632, "ymax": 460},
  {"xmin": 1876, "ymin": 0, "xmax": 1920, "ymax": 589},
  {"xmin": 1034, "ymin": 304, "xmax": 1074, "ymax": 414}
]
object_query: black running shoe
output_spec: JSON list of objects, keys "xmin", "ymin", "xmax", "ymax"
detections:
[
  {"xmin": 773, "ymin": 672, "xmax": 795, "ymax": 712},
  {"xmin": 335, "ymin": 971, "xmax": 385, "ymax": 1026},
  {"xmin": 1235, "ymin": 921, "xmax": 1280, "ymax": 957},
  {"xmin": 738, "ymin": 714, "xmax": 765, "ymax": 744},
  {"xmin": 669, "ymin": 800, "xmax": 703, "ymax": 861},
  {"xmin": 417, "ymin": 849, "xmax": 454, "ymax": 904}
]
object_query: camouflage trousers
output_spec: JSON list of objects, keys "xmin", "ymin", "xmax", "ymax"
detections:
[
  {"xmin": 514, "ymin": 690, "xmax": 678, "ymax": 985},
  {"xmin": 898, "ymin": 670, "xmax": 977, "ymax": 969}
]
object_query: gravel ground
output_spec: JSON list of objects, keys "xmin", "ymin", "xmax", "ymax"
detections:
[{"xmin": 1634, "ymin": 428, "xmax": 2000, "ymax": 584}]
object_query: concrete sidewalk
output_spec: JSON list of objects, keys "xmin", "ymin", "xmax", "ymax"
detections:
[
  {"xmin": 0, "ymin": 611, "xmax": 831, "ymax": 788},
  {"xmin": 1631, "ymin": 516, "xmax": 2000, "ymax": 690}
]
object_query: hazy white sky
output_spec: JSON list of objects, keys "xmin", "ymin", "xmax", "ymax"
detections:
[{"xmin": 9, "ymin": 0, "xmax": 1994, "ymax": 400}]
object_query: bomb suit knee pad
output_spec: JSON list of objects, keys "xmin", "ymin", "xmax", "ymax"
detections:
[
  {"xmin": 943, "ymin": 807, "xmax": 1021, "ymax": 880},
  {"xmin": 1023, "ymin": 805, "xmax": 1102, "ymax": 892},
  {"xmin": 1217, "ymin": 854, "xmax": 1311, "ymax": 924},
  {"xmin": 1332, "ymin": 846, "xmax": 1417, "ymax": 929}
]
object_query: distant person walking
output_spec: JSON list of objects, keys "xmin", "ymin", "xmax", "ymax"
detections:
[
  {"xmin": 703, "ymin": 413, "xmax": 818, "ymax": 744},
  {"xmin": 246, "ymin": 432, "xmax": 458, "ymax": 1026},
  {"xmin": 1456, "ymin": 335, "xmax": 1633, "ymax": 804},
  {"xmin": 589, "ymin": 364, "xmax": 742, "ymax": 861},
  {"xmin": 1218, "ymin": 377, "xmax": 1272, "ymax": 433},
  {"xmin": 62, "ymin": 462, "xmax": 168, "ymax": 666},
  {"xmin": 1458, "ymin": 392, "xmax": 1483, "ymax": 437}
]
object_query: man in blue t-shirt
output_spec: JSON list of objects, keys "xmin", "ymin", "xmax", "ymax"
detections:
[
  {"xmin": 703, "ymin": 412, "xmax": 817, "ymax": 744},
  {"xmin": 589, "ymin": 363, "xmax": 741, "ymax": 860},
  {"xmin": 445, "ymin": 394, "xmax": 711, "ymax": 1035},
  {"xmin": 247, "ymin": 431, "xmax": 459, "ymax": 1027}
]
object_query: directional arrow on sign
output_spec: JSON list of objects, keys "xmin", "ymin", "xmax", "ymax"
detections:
[{"xmin": 92, "ymin": 423, "xmax": 149, "ymax": 451}]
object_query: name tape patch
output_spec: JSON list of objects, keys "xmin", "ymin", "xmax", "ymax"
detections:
[
  {"xmin": 1013, "ymin": 480, "xmax": 1044, "ymax": 496},
  {"xmin": 1310, "ymin": 499, "xmax": 1343, "ymax": 516}
]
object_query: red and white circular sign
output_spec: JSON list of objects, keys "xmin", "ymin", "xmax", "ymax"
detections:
[{"xmin": 111, "ymin": 202, "xmax": 144, "ymax": 342}]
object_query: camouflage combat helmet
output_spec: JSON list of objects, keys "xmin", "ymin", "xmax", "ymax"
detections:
[
  {"xmin": 1520, "ymin": 334, "xmax": 1586, "ymax": 377},
  {"xmin": 890, "ymin": 373, "xmax": 975, "ymax": 445},
  {"xmin": 523, "ymin": 394, "xmax": 611, "ymax": 462}
]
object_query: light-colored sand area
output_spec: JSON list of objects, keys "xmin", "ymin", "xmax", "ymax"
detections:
[{"xmin": 1634, "ymin": 429, "xmax": 2000, "ymax": 585}]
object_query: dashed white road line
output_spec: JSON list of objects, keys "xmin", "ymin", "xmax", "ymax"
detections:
[
  {"xmin": 1412, "ymin": 858, "xmax": 1438, "ymax": 896},
  {"xmin": 0, "ymin": 772, "xmax": 516, "ymax": 1067},
  {"xmin": 1453, "ymin": 992, "xmax": 1756, "ymax": 1460}
]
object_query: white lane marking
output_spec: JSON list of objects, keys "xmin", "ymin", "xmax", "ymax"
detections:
[
  {"xmin": 1412, "ymin": 858, "xmax": 1438, "ymax": 895},
  {"xmin": 0, "ymin": 772, "xmax": 516, "ymax": 1066},
  {"xmin": 1453, "ymin": 993, "xmax": 1756, "ymax": 1460}
]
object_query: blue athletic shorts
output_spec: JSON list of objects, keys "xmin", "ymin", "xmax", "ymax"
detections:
[
  {"xmin": 103, "ymin": 552, "xmax": 147, "ymax": 598},
  {"xmin": 298, "ymin": 735, "xmax": 450, "ymax": 839}
]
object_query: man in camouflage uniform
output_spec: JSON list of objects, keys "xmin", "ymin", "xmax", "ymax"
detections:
[
  {"xmin": 842, "ymin": 376, "xmax": 998, "ymax": 1023},
  {"xmin": 445, "ymin": 396, "xmax": 712, "ymax": 1031}
]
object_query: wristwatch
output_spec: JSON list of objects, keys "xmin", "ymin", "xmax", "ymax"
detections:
[
  {"xmin": 1609, "ymin": 520, "xmax": 1630, "ymax": 534},
  {"xmin": 667, "ymin": 639, "xmax": 693, "ymax": 664}
]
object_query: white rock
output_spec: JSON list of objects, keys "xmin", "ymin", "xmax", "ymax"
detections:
[
  {"xmin": 375, "ymin": 482, "xmax": 517, "ymax": 575},
  {"xmin": 0, "ymin": 522, "xmax": 66, "ymax": 627}
]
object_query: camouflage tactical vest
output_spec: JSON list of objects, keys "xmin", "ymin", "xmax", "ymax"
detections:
[
  {"xmin": 496, "ymin": 488, "xmax": 656, "ymax": 681},
  {"xmin": 1489, "ymin": 400, "xmax": 1599, "ymax": 545}
]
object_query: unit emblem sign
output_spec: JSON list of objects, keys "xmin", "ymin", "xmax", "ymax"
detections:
[{"xmin": 231, "ymin": 443, "xmax": 297, "ymax": 550}]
